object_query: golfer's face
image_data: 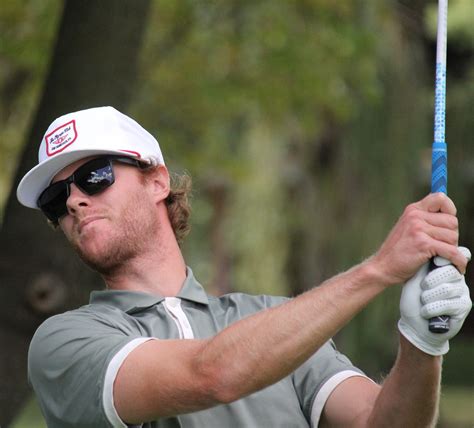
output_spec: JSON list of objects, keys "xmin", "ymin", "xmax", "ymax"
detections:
[{"xmin": 52, "ymin": 157, "xmax": 150, "ymax": 260}]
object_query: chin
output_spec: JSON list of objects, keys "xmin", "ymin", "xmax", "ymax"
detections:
[
  {"xmin": 73, "ymin": 229, "xmax": 114, "ymax": 266},
  {"xmin": 75, "ymin": 230, "xmax": 138, "ymax": 275},
  {"xmin": 76, "ymin": 242, "xmax": 121, "ymax": 275},
  {"xmin": 81, "ymin": 239, "xmax": 109, "ymax": 259}
]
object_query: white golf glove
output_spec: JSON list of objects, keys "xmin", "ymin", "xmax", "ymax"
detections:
[{"xmin": 398, "ymin": 247, "xmax": 472, "ymax": 356}]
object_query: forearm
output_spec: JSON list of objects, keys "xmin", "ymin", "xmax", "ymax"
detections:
[
  {"xmin": 198, "ymin": 260, "xmax": 386, "ymax": 402},
  {"xmin": 366, "ymin": 334, "xmax": 442, "ymax": 428},
  {"xmin": 117, "ymin": 193, "xmax": 466, "ymax": 423},
  {"xmin": 116, "ymin": 259, "xmax": 391, "ymax": 421}
]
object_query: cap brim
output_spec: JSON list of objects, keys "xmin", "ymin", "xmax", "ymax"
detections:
[{"xmin": 17, "ymin": 149, "xmax": 141, "ymax": 209}]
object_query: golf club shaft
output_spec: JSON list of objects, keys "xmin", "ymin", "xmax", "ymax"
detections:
[{"xmin": 429, "ymin": 0, "xmax": 449, "ymax": 333}]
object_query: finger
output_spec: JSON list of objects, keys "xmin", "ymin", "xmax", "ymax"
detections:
[
  {"xmin": 422, "ymin": 212, "xmax": 458, "ymax": 231},
  {"xmin": 426, "ymin": 241, "xmax": 468, "ymax": 274},
  {"xmin": 416, "ymin": 193, "xmax": 457, "ymax": 215},
  {"xmin": 424, "ymin": 225, "xmax": 458, "ymax": 247},
  {"xmin": 421, "ymin": 296, "xmax": 472, "ymax": 319},
  {"xmin": 421, "ymin": 282, "xmax": 466, "ymax": 304},
  {"xmin": 422, "ymin": 265, "xmax": 463, "ymax": 290}
]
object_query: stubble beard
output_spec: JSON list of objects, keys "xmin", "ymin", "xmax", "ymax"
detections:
[{"xmin": 73, "ymin": 194, "xmax": 159, "ymax": 276}]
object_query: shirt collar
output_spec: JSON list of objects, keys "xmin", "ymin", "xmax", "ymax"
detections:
[
  {"xmin": 176, "ymin": 267, "xmax": 209, "ymax": 305},
  {"xmin": 89, "ymin": 267, "xmax": 209, "ymax": 313}
]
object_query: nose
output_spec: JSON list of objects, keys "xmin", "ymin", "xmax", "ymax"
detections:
[{"xmin": 65, "ymin": 183, "xmax": 91, "ymax": 216}]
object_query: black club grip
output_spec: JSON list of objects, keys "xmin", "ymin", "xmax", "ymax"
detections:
[{"xmin": 428, "ymin": 258, "xmax": 450, "ymax": 333}]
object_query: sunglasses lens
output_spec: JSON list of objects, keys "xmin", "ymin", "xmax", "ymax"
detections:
[
  {"xmin": 37, "ymin": 158, "xmax": 117, "ymax": 223},
  {"xmin": 75, "ymin": 158, "xmax": 115, "ymax": 195},
  {"xmin": 38, "ymin": 181, "xmax": 69, "ymax": 223}
]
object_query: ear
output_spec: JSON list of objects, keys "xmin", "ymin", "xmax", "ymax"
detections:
[{"xmin": 148, "ymin": 165, "xmax": 170, "ymax": 203}]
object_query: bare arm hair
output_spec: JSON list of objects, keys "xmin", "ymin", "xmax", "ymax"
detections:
[
  {"xmin": 321, "ymin": 336, "xmax": 442, "ymax": 427},
  {"xmin": 115, "ymin": 262, "xmax": 386, "ymax": 423},
  {"xmin": 114, "ymin": 193, "xmax": 460, "ymax": 425}
]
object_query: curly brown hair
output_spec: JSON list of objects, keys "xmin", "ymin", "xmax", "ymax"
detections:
[
  {"xmin": 141, "ymin": 167, "xmax": 192, "ymax": 245},
  {"xmin": 164, "ymin": 171, "xmax": 192, "ymax": 245}
]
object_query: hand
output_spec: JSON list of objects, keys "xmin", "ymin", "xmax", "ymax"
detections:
[
  {"xmin": 398, "ymin": 247, "xmax": 472, "ymax": 356},
  {"xmin": 372, "ymin": 193, "xmax": 467, "ymax": 286}
]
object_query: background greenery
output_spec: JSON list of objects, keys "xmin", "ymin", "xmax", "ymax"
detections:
[{"xmin": 1, "ymin": 0, "xmax": 473, "ymax": 426}]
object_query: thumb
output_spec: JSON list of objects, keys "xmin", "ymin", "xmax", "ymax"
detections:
[{"xmin": 433, "ymin": 246, "xmax": 471, "ymax": 268}]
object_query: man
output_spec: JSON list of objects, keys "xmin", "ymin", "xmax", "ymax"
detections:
[{"xmin": 17, "ymin": 106, "xmax": 471, "ymax": 427}]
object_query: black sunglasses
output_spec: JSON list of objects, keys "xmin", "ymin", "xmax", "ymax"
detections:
[{"xmin": 37, "ymin": 156, "xmax": 148, "ymax": 225}]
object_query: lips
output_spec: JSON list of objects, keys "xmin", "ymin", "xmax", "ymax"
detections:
[{"xmin": 77, "ymin": 216, "xmax": 105, "ymax": 234}]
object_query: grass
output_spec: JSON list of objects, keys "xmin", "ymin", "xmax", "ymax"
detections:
[{"xmin": 438, "ymin": 385, "xmax": 474, "ymax": 428}]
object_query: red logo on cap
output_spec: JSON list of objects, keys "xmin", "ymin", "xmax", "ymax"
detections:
[
  {"xmin": 119, "ymin": 150, "xmax": 141, "ymax": 157},
  {"xmin": 45, "ymin": 120, "xmax": 78, "ymax": 156}
]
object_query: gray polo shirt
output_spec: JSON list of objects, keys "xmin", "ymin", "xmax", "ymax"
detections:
[{"xmin": 28, "ymin": 268, "xmax": 367, "ymax": 427}]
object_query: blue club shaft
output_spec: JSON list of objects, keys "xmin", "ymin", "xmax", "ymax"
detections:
[{"xmin": 429, "ymin": 0, "xmax": 449, "ymax": 334}]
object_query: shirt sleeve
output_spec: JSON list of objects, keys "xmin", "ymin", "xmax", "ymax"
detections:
[
  {"xmin": 28, "ymin": 308, "xmax": 152, "ymax": 428},
  {"xmin": 291, "ymin": 339, "xmax": 370, "ymax": 427}
]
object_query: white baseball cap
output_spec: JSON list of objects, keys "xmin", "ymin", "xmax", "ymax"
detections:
[{"xmin": 17, "ymin": 106, "xmax": 165, "ymax": 209}]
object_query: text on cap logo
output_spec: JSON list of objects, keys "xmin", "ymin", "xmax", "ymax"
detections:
[{"xmin": 45, "ymin": 120, "xmax": 78, "ymax": 156}]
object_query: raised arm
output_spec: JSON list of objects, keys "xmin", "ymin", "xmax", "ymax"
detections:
[
  {"xmin": 114, "ymin": 193, "xmax": 468, "ymax": 424},
  {"xmin": 320, "ymin": 197, "xmax": 471, "ymax": 427},
  {"xmin": 115, "ymin": 261, "xmax": 385, "ymax": 423}
]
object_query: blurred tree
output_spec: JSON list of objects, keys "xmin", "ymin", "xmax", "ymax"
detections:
[
  {"xmin": 130, "ymin": 0, "xmax": 417, "ymax": 373},
  {"xmin": 0, "ymin": 0, "xmax": 61, "ymax": 216},
  {"xmin": 0, "ymin": 0, "xmax": 151, "ymax": 424},
  {"xmin": 130, "ymin": 0, "xmax": 473, "ymax": 374},
  {"xmin": 131, "ymin": 0, "xmax": 381, "ymax": 296},
  {"xmin": 1, "ymin": 0, "xmax": 473, "ymax": 424}
]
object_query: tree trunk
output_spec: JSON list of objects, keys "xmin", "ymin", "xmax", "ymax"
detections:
[{"xmin": 0, "ymin": 0, "xmax": 150, "ymax": 424}]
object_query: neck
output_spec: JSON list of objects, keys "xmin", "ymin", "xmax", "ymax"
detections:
[{"xmin": 102, "ymin": 229, "xmax": 187, "ymax": 297}]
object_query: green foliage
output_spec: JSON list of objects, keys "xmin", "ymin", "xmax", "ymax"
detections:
[
  {"xmin": 131, "ymin": 0, "xmax": 384, "ymax": 293},
  {"xmin": 132, "ymin": 0, "xmax": 379, "ymax": 165},
  {"xmin": 1, "ymin": 0, "xmax": 473, "ymax": 406},
  {"xmin": 229, "ymin": 120, "xmax": 288, "ymax": 296},
  {"xmin": 0, "ymin": 0, "xmax": 62, "ymax": 216},
  {"xmin": 426, "ymin": 0, "xmax": 474, "ymax": 46}
]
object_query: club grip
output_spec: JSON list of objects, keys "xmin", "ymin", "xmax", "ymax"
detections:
[
  {"xmin": 429, "ymin": 143, "xmax": 449, "ymax": 333},
  {"xmin": 428, "ymin": 315, "xmax": 450, "ymax": 333},
  {"xmin": 428, "ymin": 258, "xmax": 450, "ymax": 333},
  {"xmin": 431, "ymin": 142, "xmax": 447, "ymax": 194}
]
